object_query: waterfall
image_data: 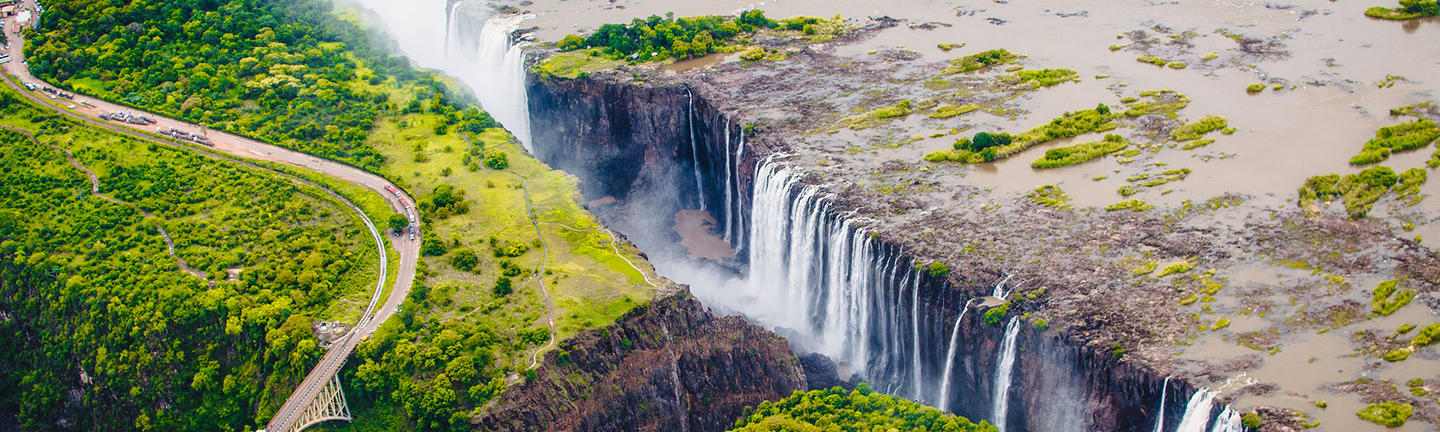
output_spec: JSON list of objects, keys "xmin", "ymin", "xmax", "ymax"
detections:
[
  {"xmin": 991, "ymin": 317, "xmax": 1021, "ymax": 431},
  {"xmin": 731, "ymin": 127, "xmax": 745, "ymax": 252},
  {"xmin": 937, "ymin": 299, "xmax": 973, "ymax": 411},
  {"xmin": 909, "ymin": 273, "xmax": 923, "ymax": 401},
  {"xmin": 1209, "ymin": 407, "xmax": 1243, "ymax": 432},
  {"xmin": 1175, "ymin": 388, "xmax": 1217, "ymax": 432},
  {"xmin": 1154, "ymin": 375, "xmax": 1172, "ymax": 432},
  {"xmin": 722, "ymin": 118, "xmax": 733, "ymax": 242},
  {"xmin": 686, "ymin": 91, "xmax": 706, "ymax": 211},
  {"xmin": 448, "ymin": 11, "xmax": 533, "ymax": 152},
  {"xmin": 991, "ymin": 273, "xmax": 1014, "ymax": 299}
]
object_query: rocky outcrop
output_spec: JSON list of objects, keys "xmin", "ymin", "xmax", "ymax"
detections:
[{"xmin": 474, "ymin": 293, "xmax": 826, "ymax": 432}]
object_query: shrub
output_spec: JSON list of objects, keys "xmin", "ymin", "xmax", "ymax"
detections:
[
  {"xmin": 1213, "ymin": 318, "xmax": 1232, "ymax": 330},
  {"xmin": 740, "ymin": 47, "xmax": 766, "ymax": 61},
  {"xmin": 1001, "ymin": 68, "xmax": 1079, "ymax": 88},
  {"xmin": 1242, "ymin": 413, "xmax": 1262, "ymax": 428},
  {"xmin": 449, "ymin": 248, "xmax": 478, "ymax": 272},
  {"xmin": 1032, "ymin": 318, "xmax": 1049, "ymax": 330},
  {"xmin": 484, "ymin": 150, "xmax": 510, "ymax": 170},
  {"xmin": 926, "ymin": 261, "xmax": 951, "ymax": 280},
  {"xmin": 1167, "ymin": 61, "xmax": 1188, "ymax": 69},
  {"xmin": 1137, "ymin": 55, "xmax": 1170, "ymax": 67},
  {"xmin": 1246, "ymin": 83, "xmax": 1266, "ymax": 93},
  {"xmin": 557, "ymin": 34, "xmax": 586, "ymax": 51},
  {"xmin": 983, "ymin": 303, "xmax": 1009, "ymax": 326},
  {"xmin": 493, "ymin": 277, "xmax": 514, "ymax": 295},
  {"xmin": 1356, "ymin": 402, "xmax": 1412, "ymax": 427}
]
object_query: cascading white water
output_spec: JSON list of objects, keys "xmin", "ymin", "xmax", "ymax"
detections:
[
  {"xmin": 991, "ymin": 273, "xmax": 1014, "ymax": 299},
  {"xmin": 1176, "ymin": 388, "xmax": 1217, "ymax": 432},
  {"xmin": 722, "ymin": 118, "xmax": 733, "ymax": 241},
  {"xmin": 991, "ymin": 317, "xmax": 1021, "ymax": 431},
  {"xmin": 909, "ymin": 274, "xmax": 923, "ymax": 401},
  {"xmin": 449, "ymin": 12, "xmax": 534, "ymax": 152},
  {"xmin": 1209, "ymin": 407, "xmax": 1243, "ymax": 432},
  {"xmin": 686, "ymin": 91, "xmax": 707, "ymax": 210},
  {"xmin": 937, "ymin": 299, "xmax": 973, "ymax": 411},
  {"xmin": 1154, "ymin": 375, "xmax": 1172, "ymax": 432},
  {"xmin": 730, "ymin": 128, "xmax": 745, "ymax": 250}
]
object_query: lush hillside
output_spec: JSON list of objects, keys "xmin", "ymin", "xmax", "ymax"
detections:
[
  {"xmin": 730, "ymin": 385, "xmax": 996, "ymax": 432},
  {"xmin": 23, "ymin": 0, "xmax": 494, "ymax": 171},
  {"xmin": 0, "ymin": 88, "xmax": 377, "ymax": 430}
]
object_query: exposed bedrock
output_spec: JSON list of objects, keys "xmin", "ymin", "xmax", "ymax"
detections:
[
  {"xmin": 473, "ymin": 294, "xmax": 825, "ymax": 432},
  {"xmin": 526, "ymin": 73, "xmax": 1187, "ymax": 431}
]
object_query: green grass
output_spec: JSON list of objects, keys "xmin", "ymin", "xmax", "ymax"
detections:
[
  {"xmin": 1247, "ymin": 83, "xmax": 1266, "ymax": 93},
  {"xmin": 930, "ymin": 103, "xmax": 981, "ymax": 119},
  {"xmin": 1137, "ymin": 55, "xmax": 1170, "ymax": 67},
  {"xmin": 1371, "ymin": 280, "xmax": 1415, "ymax": 316},
  {"xmin": 1000, "ymin": 68, "xmax": 1079, "ymax": 89},
  {"xmin": 926, "ymin": 104, "xmax": 1118, "ymax": 163},
  {"xmin": 1031, "ymin": 134, "xmax": 1129, "ymax": 168},
  {"xmin": 1356, "ymin": 402, "xmax": 1413, "ymax": 427},
  {"xmin": 1171, "ymin": 115, "xmax": 1229, "ymax": 141},
  {"xmin": 1156, "ymin": 260, "xmax": 1195, "ymax": 277},
  {"xmin": 370, "ymin": 110, "xmax": 653, "ymax": 344},
  {"xmin": 942, "ymin": 49, "xmax": 1018, "ymax": 74},
  {"xmin": 1106, "ymin": 199, "xmax": 1154, "ymax": 212},
  {"xmin": 532, "ymin": 50, "xmax": 626, "ymax": 79},
  {"xmin": 842, "ymin": 100, "xmax": 914, "ymax": 129},
  {"xmin": 1026, "ymin": 185, "xmax": 1072, "ymax": 209},
  {"xmin": 1349, "ymin": 119, "xmax": 1440, "ymax": 165}
]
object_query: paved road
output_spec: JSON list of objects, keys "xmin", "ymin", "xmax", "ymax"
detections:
[{"xmin": 3, "ymin": 4, "xmax": 420, "ymax": 431}]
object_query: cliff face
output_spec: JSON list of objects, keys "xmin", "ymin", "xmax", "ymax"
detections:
[
  {"xmin": 474, "ymin": 294, "xmax": 822, "ymax": 432},
  {"xmin": 525, "ymin": 72, "xmax": 1182, "ymax": 432}
]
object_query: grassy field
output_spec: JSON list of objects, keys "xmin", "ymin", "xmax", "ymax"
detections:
[{"xmin": 371, "ymin": 110, "xmax": 657, "ymax": 342}]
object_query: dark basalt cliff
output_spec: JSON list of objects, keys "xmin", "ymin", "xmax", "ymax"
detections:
[
  {"xmin": 474, "ymin": 294, "xmax": 828, "ymax": 432},
  {"xmin": 524, "ymin": 71, "xmax": 1190, "ymax": 431}
]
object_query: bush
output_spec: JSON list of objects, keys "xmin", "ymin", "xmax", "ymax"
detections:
[
  {"xmin": 484, "ymin": 150, "xmax": 510, "ymax": 170},
  {"xmin": 1031, "ymin": 318, "xmax": 1049, "ymax": 330},
  {"xmin": 493, "ymin": 277, "xmax": 513, "ymax": 296},
  {"xmin": 449, "ymin": 248, "xmax": 479, "ymax": 272},
  {"xmin": 558, "ymin": 34, "xmax": 586, "ymax": 51},
  {"xmin": 1242, "ymin": 413, "xmax": 1262, "ymax": 428},
  {"xmin": 1212, "ymin": 318, "xmax": 1231, "ymax": 330},
  {"xmin": 926, "ymin": 261, "xmax": 951, "ymax": 280},
  {"xmin": 1001, "ymin": 68, "xmax": 1078, "ymax": 88},
  {"xmin": 1356, "ymin": 402, "xmax": 1412, "ymax": 427},
  {"xmin": 943, "ymin": 49, "xmax": 1017, "ymax": 73},
  {"xmin": 983, "ymin": 303, "xmax": 1009, "ymax": 326},
  {"xmin": 1247, "ymin": 83, "xmax": 1266, "ymax": 93},
  {"xmin": 740, "ymin": 47, "xmax": 766, "ymax": 61},
  {"xmin": 1137, "ymin": 55, "xmax": 1170, "ymax": 67}
]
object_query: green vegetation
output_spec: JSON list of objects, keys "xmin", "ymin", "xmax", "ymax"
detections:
[
  {"xmin": 983, "ymin": 304, "xmax": 1010, "ymax": 327},
  {"xmin": 1137, "ymin": 55, "xmax": 1170, "ymax": 67},
  {"xmin": 842, "ymin": 100, "xmax": 914, "ymax": 129},
  {"xmin": 1298, "ymin": 166, "xmax": 1408, "ymax": 218},
  {"xmin": 931, "ymin": 103, "xmax": 982, "ymax": 119},
  {"xmin": 1242, "ymin": 413, "xmax": 1262, "ymax": 428},
  {"xmin": 1372, "ymin": 280, "xmax": 1416, "ymax": 316},
  {"xmin": 1365, "ymin": 0, "xmax": 1439, "ymax": 19},
  {"xmin": 1133, "ymin": 261, "xmax": 1158, "ymax": 275},
  {"xmin": 530, "ymin": 50, "xmax": 625, "ymax": 79},
  {"xmin": 1393, "ymin": 168, "xmax": 1428, "ymax": 205},
  {"xmin": 1026, "ymin": 185, "xmax": 1072, "ymax": 209},
  {"xmin": 937, "ymin": 42, "xmax": 965, "ymax": 51},
  {"xmin": 926, "ymin": 104, "xmax": 1117, "ymax": 163},
  {"xmin": 927, "ymin": 261, "xmax": 951, "ymax": 280},
  {"xmin": 1171, "ymin": 116, "xmax": 1229, "ymax": 141},
  {"xmin": 1213, "ymin": 318, "xmax": 1232, "ymax": 330},
  {"xmin": 1107, "ymin": 199, "xmax": 1155, "ymax": 212},
  {"xmin": 1157, "ymin": 260, "xmax": 1195, "ymax": 277},
  {"xmin": 0, "ymin": 87, "xmax": 375, "ymax": 430},
  {"xmin": 553, "ymin": 11, "xmax": 845, "ymax": 64},
  {"xmin": 1000, "ymin": 68, "xmax": 1079, "ymax": 89},
  {"xmin": 731, "ymin": 384, "xmax": 995, "ymax": 432},
  {"xmin": 1031, "ymin": 318, "xmax": 1050, "ymax": 330},
  {"xmin": 1121, "ymin": 90, "xmax": 1190, "ymax": 117},
  {"xmin": 1349, "ymin": 119, "xmax": 1440, "ymax": 165},
  {"xmin": 942, "ymin": 49, "xmax": 1018, "ymax": 74},
  {"xmin": 1384, "ymin": 322, "xmax": 1440, "ymax": 361},
  {"xmin": 1247, "ymin": 83, "xmax": 1266, "ymax": 93},
  {"xmin": 26, "ymin": 0, "xmax": 499, "ymax": 171},
  {"xmin": 1031, "ymin": 134, "xmax": 1129, "ymax": 168},
  {"xmin": 1356, "ymin": 402, "xmax": 1413, "ymax": 427}
]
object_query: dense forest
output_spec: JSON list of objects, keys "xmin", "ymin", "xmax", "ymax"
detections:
[
  {"xmin": 0, "ymin": 88, "xmax": 376, "ymax": 431},
  {"xmin": 730, "ymin": 385, "xmax": 996, "ymax": 432},
  {"xmin": 24, "ymin": 0, "xmax": 494, "ymax": 171}
]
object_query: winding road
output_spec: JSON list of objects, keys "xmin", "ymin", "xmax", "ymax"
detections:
[{"xmin": 3, "ymin": 3, "xmax": 420, "ymax": 431}]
